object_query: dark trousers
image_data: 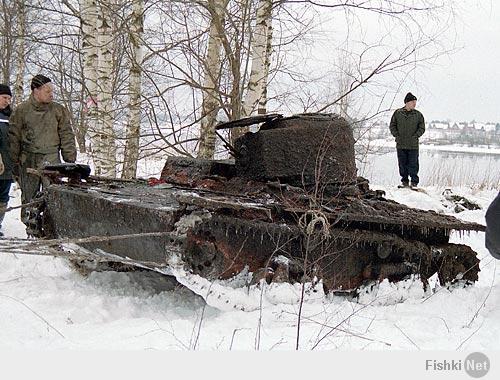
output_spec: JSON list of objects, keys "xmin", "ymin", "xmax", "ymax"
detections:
[
  {"xmin": 397, "ymin": 149, "xmax": 419, "ymax": 185},
  {"xmin": 0, "ymin": 178, "xmax": 12, "ymax": 226},
  {"xmin": 0, "ymin": 179, "xmax": 12, "ymax": 204},
  {"xmin": 19, "ymin": 152, "xmax": 60, "ymax": 225}
]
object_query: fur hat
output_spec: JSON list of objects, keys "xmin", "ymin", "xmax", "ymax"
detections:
[
  {"xmin": 31, "ymin": 74, "xmax": 52, "ymax": 90},
  {"xmin": 404, "ymin": 92, "xmax": 417, "ymax": 103},
  {"xmin": 0, "ymin": 84, "xmax": 12, "ymax": 97}
]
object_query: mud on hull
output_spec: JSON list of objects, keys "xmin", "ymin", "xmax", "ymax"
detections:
[
  {"xmin": 37, "ymin": 176, "xmax": 481, "ymax": 301},
  {"xmin": 26, "ymin": 113, "xmax": 484, "ymax": 309}
]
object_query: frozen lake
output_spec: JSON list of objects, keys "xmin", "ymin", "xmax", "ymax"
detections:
[{"xmin": 357, "ymin": 146, "xmax": 500, "ymax": 188}]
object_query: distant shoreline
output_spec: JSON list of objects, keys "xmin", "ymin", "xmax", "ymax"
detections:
[{"xmin": 363, "ymin": 139, "xmax": 500, "ymax": 156}]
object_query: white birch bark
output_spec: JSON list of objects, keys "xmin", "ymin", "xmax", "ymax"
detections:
[
  {"xmin": 79, "ymin": 0, "xmax": 99, "ymax": 157},
  {"xmin": 122, "ymin": 0, "xmax": 144, "ymax": 179},
  {"xmin": 241, "ymin": 0, "xmax": 273, "ymax": 117},
  {"xmin": 197, "ymin": 0, "xmax": 229, "ymax": 159},
  {"xmin": 257, "ymin": 9, "xmax": 273, "ymax": 115},
  {"xmin": 14, "ymin": 0, "xmax": 26, "ymax": 105},
  {"xmin": 94, "ymin": 1, "xmax": 117, "ymax": 177},
  {"xmin": 0, "ymin": 1, "xmax": 13, "ymax": 83}
]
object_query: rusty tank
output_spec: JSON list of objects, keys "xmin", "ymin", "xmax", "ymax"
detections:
[{"xmin": 26, "ymin": 113, "xmax": 485, "ymax": 310}]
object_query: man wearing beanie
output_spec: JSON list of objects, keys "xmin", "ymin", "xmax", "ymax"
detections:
[
  {"xmin": 389, "ymin": 92, "xmax": 425, "ymax": 188},
  {"xmin": 9, "ymin": 74, "xmax": 77, "ymax": 230},
  {"xmin": 0, "ymin": 84, "xmax": 14, "ymax": 235}
]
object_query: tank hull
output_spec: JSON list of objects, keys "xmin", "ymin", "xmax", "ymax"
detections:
[
  {"xmin": 40, "ymin": 174, "xmax": 482, "ymax": 295},
  {"xmin": 26, "ymin": 113, "xmax": 484, "ymax": 309}
]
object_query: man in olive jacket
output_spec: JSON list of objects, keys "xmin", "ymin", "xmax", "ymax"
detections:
[
  {"xmin": 389, "ymin": 92, "xmax": 425, "ymax": 187},
  {"xmin": 9, "ymin": 74, "xmax": 77, "ymax": 226}
]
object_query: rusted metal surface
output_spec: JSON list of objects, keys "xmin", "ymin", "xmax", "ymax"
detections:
[
  {"xmin": 43, "ymin": 183, "xmax": 182, "ymax": 263},
  {"xmin": 234, "ymin": 114, "xmax": 357, "ymax": 186},
  {"xmin": 39, "ymin": 173, "xmax": 483, "ymax": 293},
  {"xmin": 214, "ymin": 113, "xmax": 283, "ymax": 130},
  {"xmin": 27, "ymin": 163, "xmax": 92, "ymax": 184},
  {"xmin": 160, "ymin": 156, "xmax": 235, "ymax": 186},
  {"xmin": 31, "ymin": 112, "xmax": 485, "ymax": 299},
  {"xmin": 183, "ymin": 214, "xmax": 480, "ymax": 291}
]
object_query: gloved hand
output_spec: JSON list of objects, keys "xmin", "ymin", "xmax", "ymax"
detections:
[{"xmin": 0, "ymin": 154, "xmax": 4, "ymax": 175}]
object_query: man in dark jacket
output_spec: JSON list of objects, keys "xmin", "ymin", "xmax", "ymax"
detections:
[
  {"xmin": 0, "ymin": 84, "xmax": 13, "ymax": 235},
  {"xmin": 389, "ymin": 92, "xmax": 425, "ymax": 188},
  {"xmin": 485, "ymin": 192, "xmax": 500, "ymax": 259},
  {"xmin": 9, "ymin": 75, "xmax": 77, "ymax": 228}
]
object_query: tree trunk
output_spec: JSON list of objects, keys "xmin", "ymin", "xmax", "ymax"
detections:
[
  {"xmin": 258, "ymin": 7, "xmax": 273, "ymax": 115},
  {"xmin": 80, "ymin": 0, "xmax": 99, "ymax": 154},
  {"xmin": 94, "ymin": 1, "xmax": 116, "ymax": 177},
  {"xmin": 0, "ymin": 0, "xmax": 13, "ymax": 83},
  {"xmin": 122, "ymin": 0, "xmax": 144, "ymax": 178},
  {"xmin": 241, "ymin": 0, "xmax": 272, "ymax": 117},
  {"xmin": 197, "ymin": 0, "xmax": 229, "ymax": 159},
  {"xmin": 231, "ymin": 0, "xmax": 273, "ymax": 142},
  {"xmin": 14, "ymin": 0, "xmax": 26, "ymax": 105}
]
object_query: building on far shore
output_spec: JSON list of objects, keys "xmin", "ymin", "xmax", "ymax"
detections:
[{"xmin": 367, "ymin": 119, "xmax": 500, "ymax": 147}]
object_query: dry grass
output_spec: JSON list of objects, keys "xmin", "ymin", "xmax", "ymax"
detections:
[{"xmin": 425, "ymin": 157, "xmax": 500, "ymax": 190}]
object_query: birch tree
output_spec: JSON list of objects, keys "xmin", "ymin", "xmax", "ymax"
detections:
[
  {"xmin": 94, "ymin": 1, "xmax": 117, "ymax": 177},
  {"xmin": 197, "ymin": 0, "xmax": 229, "ymax": 159},
  {"xmin": 79, "ymin": 0, "xmax": 99, "ymax": 153},
  {"xmin": 231, "ymin": 0, "xmax": 273, "ymax": 141},
  {"xmin": 0, "ymin": 0, "xmax": 15, "ymax": 83},
  {"xmin": 2, "ymin": 0, "xmax": 464, "ymax": 170},
  {"xmin": 14, "ymin": 0, "xmax": 26, "ymax": 104},
  {"xmin": 241, "ymin": 0, "xmax": 273, "ymax": 117},
  {"xmin": 197, "ymin": 0, "xmax": 275, "ymax": 157},
  {"xmin": 258, "ymin": 9, "xmax": 273, "ymax": 115},
  {"xmin": 121, "ymin": 0, "xmax": 144, "ymax": 178}
]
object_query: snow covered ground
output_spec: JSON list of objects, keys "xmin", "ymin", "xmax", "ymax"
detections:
[{"xmin": 1, "ymin": 180, "xmax": 499, "ymax": 352}]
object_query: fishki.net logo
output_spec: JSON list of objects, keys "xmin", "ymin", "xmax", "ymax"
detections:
[{"xmin": 425, "ymin": 352, "xmax": 490, "ymax": 378}]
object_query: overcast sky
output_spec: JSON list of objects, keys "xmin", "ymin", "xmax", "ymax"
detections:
[
  {"xmin": 418, "ymin": 2, "xmax": 499, "ymax": 122},
  {"xmin": 296, "ymin": 1, "xmax": 500, "ymax": 124}
]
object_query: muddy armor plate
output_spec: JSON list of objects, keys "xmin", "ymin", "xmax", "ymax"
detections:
[{"xmin": 22, "ymin": 113, "xmax": 485, "ymax": 311}]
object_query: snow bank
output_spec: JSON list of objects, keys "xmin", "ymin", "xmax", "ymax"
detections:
[{"xmin": 1, "ymin": 181, "xmax": 499, "ymax": 350}]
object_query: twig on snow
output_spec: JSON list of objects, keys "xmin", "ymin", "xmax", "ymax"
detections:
[
  {"xmin": 0, "ymin": 293, "xmax": 65, "ymax": 338},
  {"xmin": 394, "ymin": 323, "xmax": 420, "ymax": 350}
]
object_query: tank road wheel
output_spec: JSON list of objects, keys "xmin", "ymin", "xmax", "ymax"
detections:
[{"xmin": 432, "ymin": 244, "xmax": 480, "ymax": 286}]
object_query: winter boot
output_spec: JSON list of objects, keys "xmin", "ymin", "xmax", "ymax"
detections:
[
  {"xmin": 398, "ymin": 181, "xmax": 410, "ymax": 189},
  {"xmin": 410, "ymin": 182, "xmax": 418, "ymax": 188}
]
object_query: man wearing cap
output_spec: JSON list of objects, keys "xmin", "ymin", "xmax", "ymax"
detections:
[
  {"xmin": 0, "ymin": 84, "xmax": 14, "ymax": 235},
  {"xmin": 9, "ymin": 74, "xmax": 77, "ymax": 227},
  {"xmin": 389, "ymin": 92, "xmax": 425, "ymax": 188}
]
